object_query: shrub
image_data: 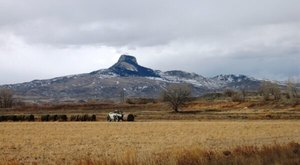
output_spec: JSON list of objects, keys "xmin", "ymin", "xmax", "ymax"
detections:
[
  {"xmin": 17, "ymin": 115, "xmax": 26, "ymax": 121},
  {"xmin": 126, "ymin": 98, "xmax": 157, "ymax": 104},
  {"xmin": 70, "ymin": 115, "xmax": 76, "ymax": 121},
  {"xmin": 224, "ymin": 89, "xmax": 235, "ymax": 97},
  {"xmin": 69, "ymin": 114, "xmax": 97, "ymax": 121},
  {"xmin": 58, "ymin": 115, "xmax": 68, "ymax": 121},
  {"xmin": 48, "ymin": 115, "xmax": 56, "ymax": 121},
  {"xmin": 26, "ymin": 115, "xmax": 35, "ymax": 121},
  {"xmin": 41, "ymin": 115, "xmax": 50, "ymax": 121},
  {"xmin": 82, "ymin": 114, "xmax": 89, "ymax": 121},
  {"xmin": 41, "ymin": 115, "xmax": 68, "ymax": 121},
  {"xmin": 76, "ymin": 115, "xmax": 82, "ymax": 121},
  {"xmin": 91, "ymin": 114, "xmax": 96, "ymax": 121},
  {"xmin": 0, "ymin": 115, "xmax": 7, "ymax": 122},
  {"xmin": 232, "ymin": 92, "xmax": 245, "ymax": 102},
  {"xmin": 8, "ymin": 115, "xmax": 18, "ymax": 121}
]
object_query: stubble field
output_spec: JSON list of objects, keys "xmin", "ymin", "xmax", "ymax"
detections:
[{"xmin": 0, "ymin": 121, "xmax": 300, "ymax": 164}]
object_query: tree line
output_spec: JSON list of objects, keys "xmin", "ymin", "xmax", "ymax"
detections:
[
  {"xmin": 0, "ymin": 88, "xmax": 13, "ymax": 108},
  {"xmin": 162, "ymin": 80, "xmax": 299, "ymax": 112}
]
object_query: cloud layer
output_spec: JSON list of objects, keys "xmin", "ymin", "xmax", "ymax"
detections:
[{"xmin": 0, "ymin": 0, "xmax": 299, "ymax": 84}]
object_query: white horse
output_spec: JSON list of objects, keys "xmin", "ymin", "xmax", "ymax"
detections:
[{"xmin": 107, "ymin": 112, "xmax": 123, "ymax": 122}]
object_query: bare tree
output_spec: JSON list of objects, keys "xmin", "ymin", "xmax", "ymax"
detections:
[
  {"xmin": 231, "ymin": 91, "xmax": 245, "ymax": 102},
  {"xmin": 286, "ymin": 79, "xmax": 298, "ymax": 100},
  {"xmin": 120, "ymin": 89, "xmax": 125, "ymax": 104},
  {"xmin": 0, "ymin": 88, "xmax": 13, "ymax": 108},
  {"xmin": 259, "ymin": 81, "xmax": 281, "ymax": 101},
  {"xmin": 240, "ymin": 86, "xmax": 247, "ymax": 98},
  {"xmin": 0, "ymin": 93, "xmax": 2, "ymax": 108},
  {"xmin": 223, "ymin": 88, "xmax": 245, "ymax": 102},
  {"xmin": 224, "ymin": 88, "xmax": 235, "ymax": 97},
  {"xmin": 162, "ymin": 84, "xmax": 191, "ymax": 112}
]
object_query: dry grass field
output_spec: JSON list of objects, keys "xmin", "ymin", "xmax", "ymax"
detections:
[
  {"xmin": 0, "ymin": 121, "xmax": 300, "ymax": 164},
  {"xmin": 1, "ymin": 99, "xmax": 300, "ymax": 164}
]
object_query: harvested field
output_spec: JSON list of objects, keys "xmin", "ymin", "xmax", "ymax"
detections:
[{"xmin": 0, "ymin": 121, "xmax": 299, "ymax": 164}]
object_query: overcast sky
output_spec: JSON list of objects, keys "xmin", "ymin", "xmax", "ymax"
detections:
[{"xmin": 0, "ymin": 0, "xmax": 300, "ymax": 85}]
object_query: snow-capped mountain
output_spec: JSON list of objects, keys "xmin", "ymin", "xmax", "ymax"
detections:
[
  {"xmin": 211, "ymin": 74, "xmax": 261, "ymax": 89},
  {"xmin": 1, "ymin": 55, "xmax": 262, "ymax": 101}
]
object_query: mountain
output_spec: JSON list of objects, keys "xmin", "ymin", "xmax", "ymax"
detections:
[
  {"xmin": 1, "ymin": 55, "xmax": 262, "ymax": 102},
  {"xmin": 109, "ymin": 55, "xmax": 160, "ymax": 77},
  {"xmin": 211, "ymin": 74, "xmax": 261, "ymax": 89},
  {"xmin": 90, "ymin": 55, "xmax": 160, "ymax": 77}
]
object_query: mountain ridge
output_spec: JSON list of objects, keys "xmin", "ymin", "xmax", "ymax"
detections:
[{"xmin": 1, "ymin": 54, "xmax": 262, "ymax": 101}]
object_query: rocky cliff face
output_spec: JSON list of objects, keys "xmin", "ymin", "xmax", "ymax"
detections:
[
  {"xmin": 1, "ymin": 55, "xmax": 262, "ymax": 101},
  {"xmin": 108, "ymin": 55, "xmax": 160, "ymax": 77}
]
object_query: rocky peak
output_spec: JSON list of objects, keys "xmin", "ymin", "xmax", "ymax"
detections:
[
  {"xmin": 108, "ymin": 55, "xmax": 160, "ymax": 77},
  {"xmin": 118, "ymin": 55, "xmax": 138, "ymax": 65}
]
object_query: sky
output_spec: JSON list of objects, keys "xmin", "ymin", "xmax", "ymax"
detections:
[{"xmin": 0, "ymin": 0, "xmax": 300, "ymax": 85}]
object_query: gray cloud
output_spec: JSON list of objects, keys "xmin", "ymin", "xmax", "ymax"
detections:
[
  {"xmin": 0, "ymin": 0, "xmax": 299, "ymax": 84},
  {"xmin": 1, "ymin": 0, "xmax": 300, "ymax": 46}
]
